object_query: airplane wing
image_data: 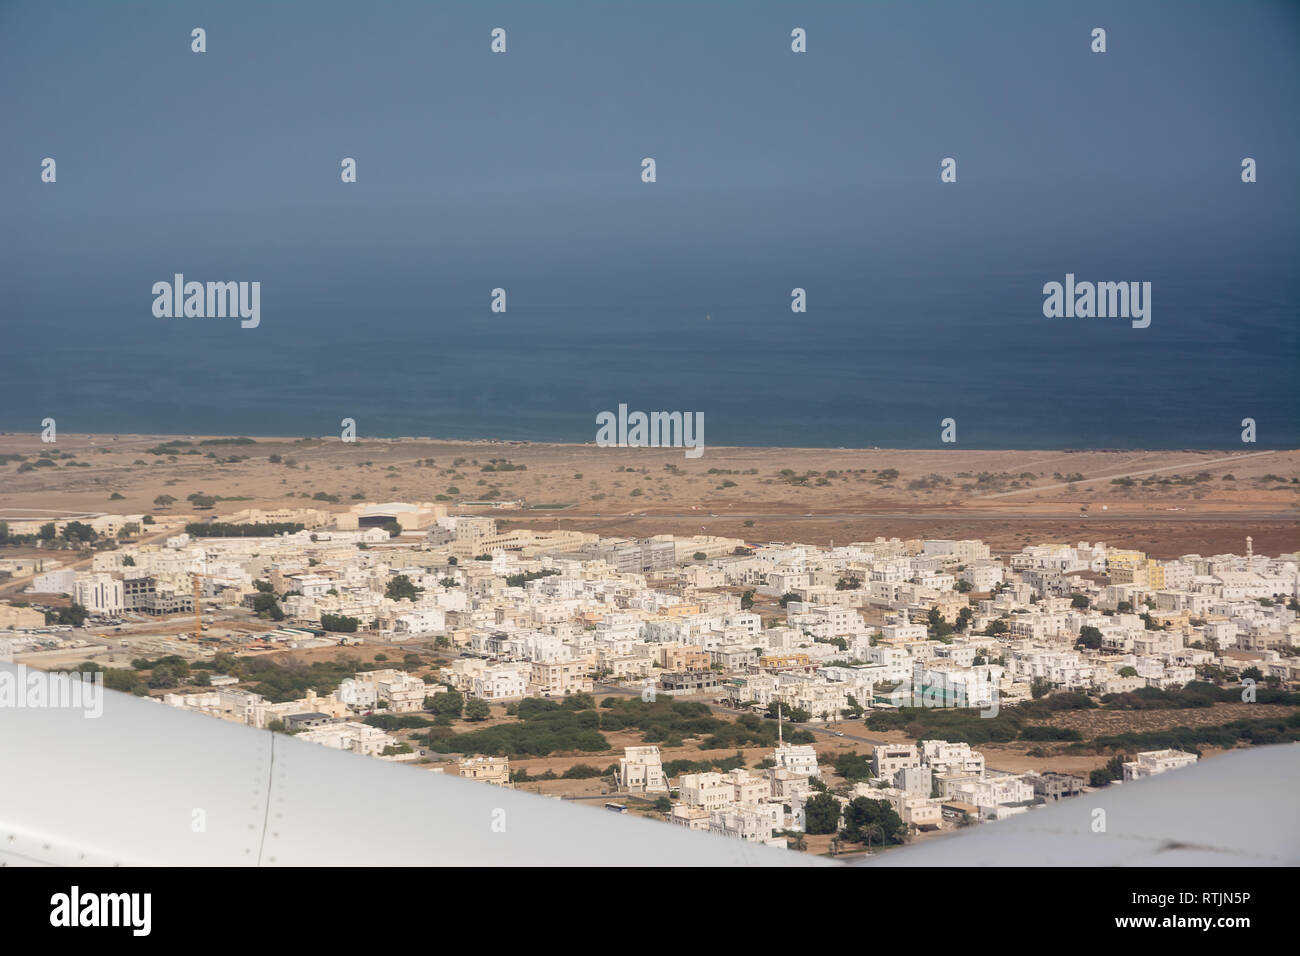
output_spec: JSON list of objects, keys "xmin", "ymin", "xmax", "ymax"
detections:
[
  {"xmin": 3, "ymin": 662, "xmax": 1295, "ymax": 867},
  {"xmin": 857, "ymin": 743, "xmax": 1300, "ymax": 867},
  {"xmin": 0, "ymin": 663, "xmax": 824, "ymax": 867}
]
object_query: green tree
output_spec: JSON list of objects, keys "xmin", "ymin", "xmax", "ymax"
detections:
[
  {"xmin": 252, "ymin": 592, "xmax": 284, "ymax": 621},
  {"xmin": 927, "ymin": 607, "xmax": 953, "ymax": 639},
  {"xmin": 385, "ymin": 574, "xmax": 422, "ymax": 601},
  {"xmin": 804, "ymin": 793, "xmax": 841, "ymax": 835},
  {"xmin": 766, "ymin": 701, "xmax": 810, "ymax": 723},
  {"xmin": 46, "ymin": 604, "xmax": 89, "ymax": 627},
  {"xmin": 61, "ymin": 521, "xmax": 97, "ymax": 542},
  {"xmin": 1077, "ymin": 625, "xmax": 1103, "ymax": 649},
  {"xmin": 465, "ymin": 698, "xmax": 491, "ymax": 721},
  {"xmin": 427, "ymin": 686, "xmax": 464, "ymax": 719},
  {"xmin": 840, "ymin": 797, "xmax": 906, "ymax": 846}
]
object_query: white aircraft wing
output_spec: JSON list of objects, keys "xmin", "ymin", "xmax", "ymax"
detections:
[
  {"xmin": 0, "ymin": 664, "xmax": 825, "ymax": 867},
  {"xmin": 4, "ymin": 663, "xmax": 1295, "ymax": 867},
  {"xmin": 858, "ymin": 743, "xmax": 1300, "ymax": 867}
]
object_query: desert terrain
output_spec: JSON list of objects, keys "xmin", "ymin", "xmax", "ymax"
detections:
[{"xmin": 1, "ymin": 433, "xmax": 1296, "ymax": 558}]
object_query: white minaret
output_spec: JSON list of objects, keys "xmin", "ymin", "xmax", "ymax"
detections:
[{"xmin": 1246, "ymin": 536, "xmax": 1254, "ymax": 563}]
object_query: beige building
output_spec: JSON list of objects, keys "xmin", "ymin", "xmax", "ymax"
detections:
[
  {"xmin": 769, "ymin": 767, "xmax": 814, "ymax": 802},
  {"xmin": 530, "ymin": 659, "xmax": 594, "ymax": 697},
  {"xmin": 680, "ymin": 772, "xmax": 734, "ymax": 811},
  {"xmin": 658, "ymin": 644, "xmax": 713, "ymax": 671},
  {"xmin": 337, "ymin": 501, "xmax": 447, "ymax": 531},
  {"xmin": 228, "ymin": 507, "xmax": 332, "ymax": 529},
  {"xmin": 460, "ymin": 756, "xmax": 512, "ymax": 788},
  {"xmin": 723, "ymin": 768, "xmax": 769, "ymax": 807},
  {"xmin": 618, "ymin": 746, "xmax": 668, "ymax": 793},
  {"xmin": 668, "ymin": 804, "xmax": 711, "ymax": 831}
]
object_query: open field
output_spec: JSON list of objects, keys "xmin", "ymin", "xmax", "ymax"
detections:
[
  {"xmin": 2, "ymin": 434, "xmax": 1297, "ymax": 557},
  {"xmin": 1018, "ymin": 701, "xmax": 1297, "ymax": 737}
]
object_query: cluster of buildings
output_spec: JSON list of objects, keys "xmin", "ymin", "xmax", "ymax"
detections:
[
  {"xmin": 616, "ymin": 732, "xmax": 822, "ymax": 847},
  {"xmin": 1, "ymin": 504, "xmax": 1287, "ymax": 849},
  {"xmin": 617, "ymin": 735, "xmax": 1198, "ymax": 846},
  {"xmin": 5, "ymin": 511, "xmax": 1299, "ymax": 705}
]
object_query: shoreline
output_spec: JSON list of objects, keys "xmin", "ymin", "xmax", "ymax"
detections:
[
  {"xmin": 1, "ymin": 431, "xmax": 1297, "ymax": 455},
  {"xmin": 2, "ymin": 434, "xmax": 1295, "ymax": 559}
]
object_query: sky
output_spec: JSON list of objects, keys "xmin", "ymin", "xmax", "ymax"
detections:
[{"xmin": 1, "ymin": 1, "xmax": 1296, "ymax": 446}]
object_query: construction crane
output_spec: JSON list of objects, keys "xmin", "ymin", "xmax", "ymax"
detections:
[{"xmin": 191, "ymin": 571, "xmax": 209, "ymax": 642}]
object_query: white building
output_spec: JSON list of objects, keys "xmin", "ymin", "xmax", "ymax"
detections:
[
  {"xmin": 1122, "ymin": 749, "xmax": 1198, "ymax": 781},
  {"xmin": 920, "ymin": 740, "xmax": 985, "ymax": 776},
  {"xmin": 618, "ymin": 745, "xmax": 668, "ymax": 793},
  {"xmin": 680, "ymin": 772, "xmax": 734, "ymax": 811},
  {"xmin": 472, "ymin": 662, "xmax": 529, "ymax": 701},
  {"xmin": 872, "ymin": 743, "xmax": 920, "ymax": 778},
  {"xmin": 296, "ymin": 721, "xmax": 393, "ymax": 757},
  {"xmin": 75, "ymin": 573, "xmax": 124, "ymax": 615},
  {"xmin": 708, "ymin": 804, "xmax": 784, "ymax": 846},
  {"xmin": 773, "ymin": 743, "xmax": 820, "ymax": 779}
]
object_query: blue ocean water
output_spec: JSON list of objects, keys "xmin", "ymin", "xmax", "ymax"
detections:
[
  {"xmin": 2, "ymin": 240, "xmax": 1296, "ymax": 449},
  {"xmin": 1, "ymin": 4, "xmax": 1296, "ymax": 449}
]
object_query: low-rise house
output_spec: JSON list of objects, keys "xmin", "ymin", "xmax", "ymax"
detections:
[
  {"xmin": 460, "ymin": 756, "xmax": 512, "ymax": 787},
  {"xmin": 1122, "ymin": 749, "xmax": 1198, "ymax": 781}
]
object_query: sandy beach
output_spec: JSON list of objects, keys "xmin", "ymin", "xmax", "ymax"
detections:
[{"xmin": 1, "ymin": 434, "xmax": 1296, "ymax": 557}]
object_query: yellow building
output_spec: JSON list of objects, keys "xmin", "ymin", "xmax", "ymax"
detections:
[
  {"xmin": 1106, "ymin": 550, "xmax": 1147, "ymax": 572},
  {"xmin": 758, "ymin": 653, "xmax": 813, "ymax": 673}
]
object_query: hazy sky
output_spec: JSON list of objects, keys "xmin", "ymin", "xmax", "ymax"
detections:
[{"xmin": 1, "ymin": 1, "xmax": 1296, "ymax": 445}]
